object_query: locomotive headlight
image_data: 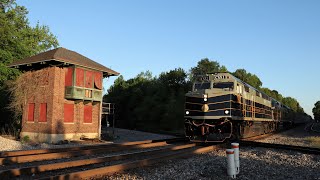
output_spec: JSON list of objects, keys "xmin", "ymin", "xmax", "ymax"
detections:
[
  {"xmin": 185, "ymin": 111, "xmax": 190, "ymax": 115},
  {"xmin": 224, "ymin": 110, "xmax": 230, "ymax": 115},
  {"xmin": 203, "ymin": 94, "xmax": 208, "ymax": 101}
]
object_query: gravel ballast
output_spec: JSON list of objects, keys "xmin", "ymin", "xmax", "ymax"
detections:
[
  {"xmin": 105, "ymin": 146, "xmax": 320, "ymax": 180},
  {"xmin": 105, "ymin": 128, "xmax": 175, "ymax": 143},
  {"xmin": 101, "ymin": 125, "xmax": 320, "ymax": 180},
  {"xmin": 0, "ymin": 136, "xmax": 32, "ymax": 151},
  {"xmin": 255, "ymin": 124, "xmax": 320, "ymax": 148},
  {"xmin": 0, "ymin": 128, "xmax": 175, "ymax": 152}
]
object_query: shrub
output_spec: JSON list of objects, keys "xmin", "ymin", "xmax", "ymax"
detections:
[{"xmin": 21, "ymin": 135, "xmax": 30, "ymax": 144}]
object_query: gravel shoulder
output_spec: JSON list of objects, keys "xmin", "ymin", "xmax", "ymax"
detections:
[
  {"xmin": 0, "ymin": 135, "xmax": 106, "ymax": 152},
  {"xmin": 312, "ymin": 123, "xmax": 320, "ymax": 132},
  {"xmin": 254, "ymin": 124, "xmax": 320, "ymax": 147},
  {"xmin": 104, "ymin": 146, "xmax": 320, "ymax": 180},
  {"xmin": 0, "ymin": 128, "xmax": 175, "ymax": 152},
  {"xmin": 101, "ymin": 124, "xmax": 320, "ymax": 180},
  {"xmin": 103, "ymin": 127, "xmax": 175, "ymax": 143}
]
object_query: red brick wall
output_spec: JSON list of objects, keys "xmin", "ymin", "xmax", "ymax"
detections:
[
  {"xmin": 22, "ymin": 67, "xmax": 55, "ymax": 134},
  {"xmin": 22, "ymin": 66, "xmax": 101, "ymax": 137}
]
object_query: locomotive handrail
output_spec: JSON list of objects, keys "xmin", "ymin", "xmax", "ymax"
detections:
[
  {"xmin": 102, "ymin": 102, "xmax": 115, "ymax": 115},
  {"xmin": 185, "ymin": 100, "xmax": 232, "ymax": 105}
]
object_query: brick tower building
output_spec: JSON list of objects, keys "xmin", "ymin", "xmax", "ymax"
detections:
[{"xmin": 9, "ymin": 47, "xmax": 119, "ymax": 143}]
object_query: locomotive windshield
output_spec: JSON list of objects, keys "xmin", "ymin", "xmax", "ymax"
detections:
[
  {"xmin": 212, "ymin": 82, "xmax": 234, "ymax": 90},
  {"xmin": 194, "ymin": 82, "xmax": 211, "ymax": 90},
  {"xmin": 194, "ymin": 82, "xmax": 234, "ymax": 91}
]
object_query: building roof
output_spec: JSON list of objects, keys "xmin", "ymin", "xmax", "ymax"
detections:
[{"xmin": 8, "ymin": 47, "xmax": 119, "ymax": 76}]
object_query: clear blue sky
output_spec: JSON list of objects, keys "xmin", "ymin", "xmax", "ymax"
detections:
[{"xmin": 17, "ymin": 0, "xmax": 320, "ymax": 117}]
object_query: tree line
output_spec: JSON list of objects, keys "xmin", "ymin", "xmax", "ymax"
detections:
[
  {"xmin": 313, "ymin": 101, "xmax": 320, "ymax": 122},
  {"xmin": 105, "ymin": 58, "xmax": 313, "ymax": 133},
  {"xmin": 0, "ymin": 0, "xmax": 58, "ymax": 135}
]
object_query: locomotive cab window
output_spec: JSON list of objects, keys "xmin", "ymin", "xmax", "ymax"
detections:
[
  {"xmin": 256, "ymin": 90, "xmax": 261, "ymax": 97},
  {"xmin": 244, "ymin": 85, "xmax": 250, "ymax": 93},
  {"xmin": 236, "ymin": 83, "xmax": 242, "ymax": 93},
  {"xmin": 212, "ymin": 82, "xmax": 234, "ymax": 90},
  {"xmin": 194, "ymin": 82, "xmax": 211, "ymax": 90}
]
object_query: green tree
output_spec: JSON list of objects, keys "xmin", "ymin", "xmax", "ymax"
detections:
[
  {"xmin": 312, "ymin": 101, "xmax": 320, "ymax": 122},
  {"xmin": 0, "ymin": 0, "xmax": 58, "ymax": 133},
  {"xmin": 0, "ymin": 0, "xmax": 58, "ymax": 85},
  {"xmin": 190, "ymin": 58, "xmax": 228, "ymax": 81},
  {"xmin": 159, "ymin": 68, "xmax": 189, "ymax": 92},
  {"xmin": 105, "ymin": 69, "xmax": 190, "ymax": 133},
  {"xmin": 105, "ymin": 59, "xmax": 311, "ymax": 134},
  {"xmin": 282, "ymin": 97, "xmax": 304, "ymax": 113},
  {"xmin": 220, "ymin": 65, "xmax": 228, "ymax": 72},
  {"xmin": 233, "ymin": 69, "xmax": 262, "ymax": 89},
  {"xmin": 260, "ymin": 88, "xmax": 283, "ymax": 102}
]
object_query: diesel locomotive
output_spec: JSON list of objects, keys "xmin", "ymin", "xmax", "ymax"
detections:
[{"xmin": 184, "ymin": 72, "xmax": 291, "ymax": 142}]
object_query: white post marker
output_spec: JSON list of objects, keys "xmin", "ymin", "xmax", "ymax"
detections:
[
  {"xmin": 226, "ymin": 149, "xmax": 236, "ymax": 179},
  {"xmin": 232, "ymin": 143, "xmax": 240, "ymax": 174}
]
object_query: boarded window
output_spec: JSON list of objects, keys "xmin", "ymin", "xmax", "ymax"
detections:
[
  {"xmin": 27, "ymin": 103, "xmax": 35, "ymax": 122},
  {"xmin": 39, "ymin": 103, "xmax": 47, "ymax": 122},
  {"xmin": 76, "ymin": 68, "xmax": 84, "ymax": 87},
  {"xmin": 65, "ymin": 68, "xmax": 73, "ymax": 86},
  {"xmin": 64, "ymin": 104, "xmax": 74, "ymax": 123},
  {"xmin": 94, "ymin": 72, "xmax": 102, "ymax": 90},
  {"xmin": 84, "ymin": 105, "xmax": 92, "ymax": 123},
  {"xmin": 85, "ymin": 70, "xmax": 93, "ymax": 88}
]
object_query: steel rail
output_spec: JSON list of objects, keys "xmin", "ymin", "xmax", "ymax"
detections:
[
  {"xmin": 0, "ymin": 137, "xmax": 186, "ymax": 157},
  {"xmin": 0, "ymin": 142, "xmax": 167, "ymax": 165},
  {"xmin": 240, "ymin": 133, "xmax": 276, "ymax": 141},
  {"xmin": 38, "ymin": 145, "xmax": 220, "ymax": 180},
  {"xmin": 0, "ymin": 141, "xmax": 149, "ymax": 158},
  {"xmin": 0, "ymin": 138, "xmax": 187, "ymax": 165},
  {"xmin": 0, "ymin": 143, "xmax": 196, "ymax": 178}
]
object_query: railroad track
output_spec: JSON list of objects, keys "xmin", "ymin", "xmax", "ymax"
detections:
[
  {"xmin": 241, "ymin": 124, "xmax": 305, "ymax": 141},
  {"xmin": 0, "ymin": 138, "xmax": 220, "ymax": 179},
  {"xmin": 240, "ymin": 140, "xmax": 320, "ymax": 155},
  {"xmin": 0, "ymin": 137, "xmax": 187, "ymax": 165},
  {"xmin": 240, "ymin": 133, "xmax": 276, "ymax": 141}
]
